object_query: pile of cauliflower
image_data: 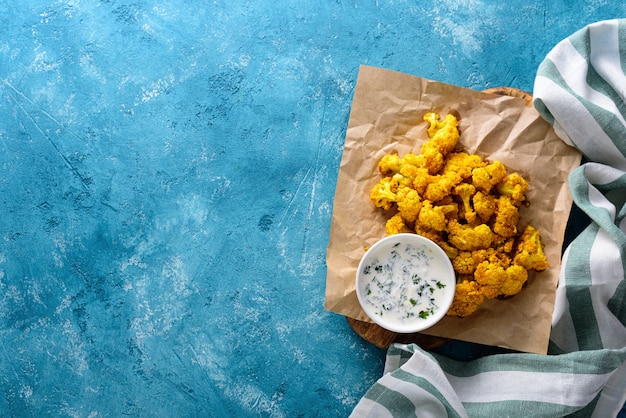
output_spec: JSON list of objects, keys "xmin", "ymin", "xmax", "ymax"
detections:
[{"xmin": 370, "ymin": 112, "xmax": 549, "ymax": 318}]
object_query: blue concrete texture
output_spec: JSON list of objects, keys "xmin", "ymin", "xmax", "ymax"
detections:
[{"xmin": 1, "ymin": 1, "xmax": 624, "ymax": 417}]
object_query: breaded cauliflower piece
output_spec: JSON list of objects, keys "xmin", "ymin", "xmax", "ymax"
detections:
[
  {"xmin": 474, "ymin": 260, "xmax": 507, "ymax": 299},
  {"xmin": 417, "ymin": 201, "xmax": 457, "ymax": 232},
  {"xmin": 370, "ymin": 177, "xmax": 396, "ymax": 210},
  {"xmin": 423, "ymin": 112, "xmax": 460, "ymax": 155},
  {"xmin": 412, "ymin": 166, "xmax": 434, "ymax": 196},
  {"xmin": 377, "ymin": 153, "xmax": 423, "ymax": 184},
  {"xmin": 448, "ymin": 219, "xmax": 494, "ymax": 251},
  {"xmin": 413, "ymin": 148, "xmax": 445, "ymax": 176},
  {"xmin": 451, "ymin": 251, "xmax": 479, "ymax": 275},
  {"xmin": 453, "ymin": 183, "xmax": 477, "ymax": 223},
  {"xmin": 472, "ymin": 160, "xmax": 507, "ymax": 193},
  {"xmin": 443, "ymin": 152, "xmax": 487, "ymax": 180},
  {"xmin": 399, "ymin": 162, "xmax": 421, "ymax": 181},
  {"xmin": 370, "ymin": 176, "xmax": 400, "ymax": 210},
  {"xmin": 451, "ymin": 249, "xmax": 493, "ymax": 275},
  {"xmin": 447, "ymin": 279, "xmax": 485, "ymax": 317},
  {"xmin": 497, "ymin": 173, "xmax": 529, "ymax": 205},
  {"xmin": 414, "ymin": 222, "xmax": 444, "ymax": 243},
  {"xmin": 401, "ymin": 152, "xmax": 421, "ymax": 167},
  {"xmin": 493, "ymin": 196, "xmax": 519, "ymax": 238},
  {"xmin": 385, "ymin": 213, "xmax": 411, "ymax": 236},
  {"xmin": 513, "ymin": 225, "xmax": 549, "ymax": 271},
  {"xmin": 492, "ymin": 234, "xmax": 515, "ymax": 254},
  {"xmin": 378, "ymin": 153, "xmax": 402, "ymax": 175},
  {"xmin": 475, "ymin": 256, "xmax": 528, "ymax": 299},
  {"xmin": 439, "ymin": 241, "xmax": 459, "ymax": 260},
  {"xmin": 396, "ymin": 187, "xmax": 422, "ymax": 223},
  {"xmin": 500, "ymin": 264, "xmax": 529, "ymax": 296},
  {"xmin": 424, "ymin": 172, "xmax": 463, "ymax": 202},
  {"xmin": 473, "ymin": 191, "xmax": 498, "ymax": 222},
  {"xmin": 418, "ymin": 112, "xmax": 461, "ymax": 174}
]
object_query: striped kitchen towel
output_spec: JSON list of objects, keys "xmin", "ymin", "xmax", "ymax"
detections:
[{"xmin": 351, "ymin": 19, "xmax": 626, "ymax": 418}]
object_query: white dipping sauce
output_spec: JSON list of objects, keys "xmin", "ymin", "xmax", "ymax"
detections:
[{"xmin": 356, "ymin": 234, "xmax": 455, "ymax": 333}]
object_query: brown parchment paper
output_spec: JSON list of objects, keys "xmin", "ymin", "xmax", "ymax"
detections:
[{"xmin": 324, "ymin": 65, "xmax": 582, "ymax": 355}]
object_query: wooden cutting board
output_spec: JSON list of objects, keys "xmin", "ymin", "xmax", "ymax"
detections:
[{"xmin": 346, "ymin": 87, "xmax": 532, "ymax": 350}]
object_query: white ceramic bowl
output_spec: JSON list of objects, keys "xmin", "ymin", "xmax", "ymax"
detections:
[{"xmin": 356, "ymin": 233, "xmax": 456, "ymax": 334}]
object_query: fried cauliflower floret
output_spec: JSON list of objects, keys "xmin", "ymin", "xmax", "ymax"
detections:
[
  {"xmin": 378, "ymin": 153, "xmax": 403, "ymax": 175},
  {"xmin": 493, "ymin": 196, "xmax": 519, "ymax": 238},
  {"xmin": 513, "ymin": 225, "xmax": 549, "ymax": 271},
  {"xmin": 377, "ymin": 153, "xmax": 422, "ymax": 184},
  {"xmin": 492, "ymin": 234, "xmax": 516, "ymax": 254},
  {"xmin": 447, "ymin": 279, "xmax": 485, "ymax": 317},
  {"xmin": 453, "ymin": 183, "xmax": 477, "ymax": 223},
  {"xmin": 396, "ymin": 187, "xmax": 423, "ymax": 223},
  {"xmin": 423, "ymin": 112, "xmax": 460, "ymax": 155},
  {"xmin": 443, "ymin": 152, "xmax": 487, "ymax": 180},
  {"xmin": 474, "ymin": 260, "xmax": 507, "ymax": 299},
  {"xmin": 451, "ymin": 251, "xmax": 481, "ymax": 275},
  {"xmin": 439, "ymin": 241, "xmax": 459, "ymax": 260},
  {"xmin": 413, "ymin": 148, "xmax": 445, "ymax": 175},
  {"xmin": 448, "ymin": 219, "xmax": 493, "ymax": 251},
  {"xmin": 412, "ymin": 167, "xmax": 434, "ymax": 196},
  {"xmin": 417, "ymin": 201, "xmax": 457, "ymax": 232},
  {"xmin": 451, "ymin": 248, "xmax": 499, "ymax": 275},
  {"xmin": 500, "ymin": 265, "xmax": 529, "ymax": 296},
  {"xmin": 418, "ymin": 112, "xmax": 461, "ymax": 174},
  {"xmin": 394, "ymin": 172, "xmax": 416, "ymax": 190},
  {"xmin": 472, "ymin": 160, "xmax": 507, "ymax": 193},
  {"xmin": 424, "ymin": 172, "xmax": 462, "ymax": 202},
  {"xmin": 385, "ymin": 213, "xmax": 411, "ymax": 236},
  {"xmin": 473, "ymin": 191, "xmax": 498, "ymax": 222},
  {"xmin": 370, "ymin": 176, "xmax": 400, "ymax": 210},
  {"xmin": 414, "ymin": 222, "xmax": 444, "ymax": 243},
  {"xmin": 497, "ymin": 173, "xmax": 529, "ymax": 205},
  {"xmin": 474, "ymin": 256, "xmax": 528, "ymax": 299}
]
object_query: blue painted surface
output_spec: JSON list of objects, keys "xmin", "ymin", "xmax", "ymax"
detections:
[{"xmin": 0, "ymin": 1, "xmax": 624, "ymax": 416}]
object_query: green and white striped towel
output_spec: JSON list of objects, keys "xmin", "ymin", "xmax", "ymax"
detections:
[{"xmin": 351, "ymin": 19, "xmax": 626, "ymax": 418}]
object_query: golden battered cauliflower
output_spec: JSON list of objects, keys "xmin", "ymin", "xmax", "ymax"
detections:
[
  {"xmin": 448, "ymin": 219, "xmax": 494, "ymax": 251},
  {"xmin": 447, "ymin": 279, "xmax": 485, "ymax": 317},
  {"xmin": 451, "ymin": 248, "xmax": 501, "ymax": 275},
  {"xmin": 451, "ymin": 251, "xmax": 482, "ymax": 275},
  {"xmin": 385, "ymin": 213, "xmax": 411, "ymax": 236},
  {"xmin": 472, "ymin": 160, "xmax": 507, "ymax": 193},
  {"xmin": 424, "ymin": 172, "xmax": 462, "ymax": 202},
  {"xmin": 423, "ymin": 112, "xmax": 460, "ymax": 156},
  {"xmin": 411, "ymin": 166, "xmax": 434, "ymax": 196},
  {"xmin": 493, "ymin": 196, "xmax": 520, "ymax": 238},
  {"xmin": 453, "ymin": 183, "xmax": 477, "ymax": 223},
  {"xmin": 513, "ymin": 225, "xmax": 549, "ymax": 271},
  {"xmin": 473, "ymin": 191, "xmax": 498, "ymax": 222},
  {"xmin": 378, "ymin": 153, "xmax": 402, "ymax": 175},
  {"xmin": 370, "ymin": 176, "xmax": 400, "ymax": 210},
  {"xmin": 396, "ymin": 187, "xmax": 423, "ymax": 223},
  {"xmin": 500, "ymin": 264, "xmax": 529, "ymax": 296},
  {"xmin": 474, "ymin": 260, "xmax": 507, "ymax": 299},
  {"xmin": 414, "ymin": 223, "xmax": 444, "ymax": 243},
  {"xmin": 443, "ymin": 152, "xmax": 487, "ymax": 180},
  {"xmin": 474, "ymin": 257, "xmax": 529, "ymax": 299},
  {"xmin": 418, "ymin": 112, "xmax": 461, "ymax": 174},
  {"xmin": 417, "ymin": 201, "xmax": 457, "ymax": 232},
  {"xmin": 497, "ymin": 173, "xmax": 529, "ymax": 205}
]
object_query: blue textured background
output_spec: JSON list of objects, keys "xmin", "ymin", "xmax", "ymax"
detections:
[{"xmin": 1, "ymin": 1, "xmax": 624, "ymax": 417}]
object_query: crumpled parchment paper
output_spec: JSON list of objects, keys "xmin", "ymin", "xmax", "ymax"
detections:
[{"xmin": 325, "ymin": 65, "xmax": 582, "ymax": 354}]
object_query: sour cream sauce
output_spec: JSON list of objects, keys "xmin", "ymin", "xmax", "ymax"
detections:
[{"xmin": 358, "ymin": 236, "xmax": 453, "ymax": 331}]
